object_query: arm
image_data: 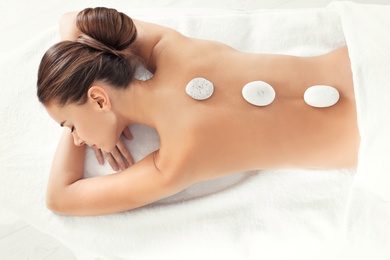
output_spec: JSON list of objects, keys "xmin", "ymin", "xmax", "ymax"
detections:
[{"xmin": 46, "ymin": 129, "xmax": 187, "ymax": 216}]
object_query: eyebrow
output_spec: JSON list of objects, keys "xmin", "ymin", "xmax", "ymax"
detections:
[{"xmin": 60, "ymin": 121, "xmax": 66, "ymax": 127}]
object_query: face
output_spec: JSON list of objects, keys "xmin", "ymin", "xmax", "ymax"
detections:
[{"xmin": 45, "ymin": 87, "xmax": 121, "ymax": 153}]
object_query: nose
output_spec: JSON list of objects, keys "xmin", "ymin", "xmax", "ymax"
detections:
[{"xmin": 72, "ymin": 133, "xmax": 85, "ymax": 146}]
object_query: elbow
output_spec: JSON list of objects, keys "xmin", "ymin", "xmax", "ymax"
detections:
[
  {"xmin": 46, "ymin": 194, "xmax": 60, "ymax": 213},
  {"xmin": 46, "ymin": 191, "xmax": 70, "ymax": 215},
  {"xmin": 46, "ymin": 183, "xmax": 83, "ymax": 216},
  {"xmin": 46, "ymin": 193, "xmax": 63, "ymax": 214}
]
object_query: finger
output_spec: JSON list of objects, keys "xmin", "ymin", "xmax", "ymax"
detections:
[
  {"xmin": 110, "ymin": 147, "xmax": 128, "ymax": 171},
  {"xmin": 103, "ymin": 151, "xmax": 120, "ymax": 171},
  {"xmin": 93, "ymin": 146, "xmax": 104, "ymax": 165},
  {"xmin": 116, "ymin": 138, "xmax": 134, "ymax": 167},
  {"xmin": 122, "ymin": 126, "xmax": 133, "ymax": 140}
]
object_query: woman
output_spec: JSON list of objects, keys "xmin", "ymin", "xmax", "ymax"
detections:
[{"xmin": 38, "ymin": 7, "xmax": 360, "ymax": 216}]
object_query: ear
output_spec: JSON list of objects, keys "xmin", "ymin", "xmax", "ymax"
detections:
[{"xmin": 87, "ymin": 86, "xmax": 112, "ymax": 111}]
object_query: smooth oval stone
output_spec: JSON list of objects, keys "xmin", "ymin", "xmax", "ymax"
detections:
[
  {"xmin": 185, "ymin": 77, "xmax": 214, "ymax": 100},
  {"xmin": 304, "ymin": 85, "xmax": 340, "ymax": 108},
  {"xmin": 242, "ymin": 81, "xmax": 276, "ymax": 106}
]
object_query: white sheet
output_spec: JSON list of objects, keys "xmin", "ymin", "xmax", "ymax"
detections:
[
  {"xmin": 0, "ymin": 3, "xmax": 388, "ymax": 259},
  {"xmin": 329, "ymin": 1, "xmax": 390, "ymax": 252}
]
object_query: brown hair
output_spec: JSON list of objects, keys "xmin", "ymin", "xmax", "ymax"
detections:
[{"xmin": 37, "ymin": 7, "xmax": 139, "ymax": 106}]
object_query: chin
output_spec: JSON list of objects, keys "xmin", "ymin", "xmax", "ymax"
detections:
[
  {"xmin": 104, "ymin": 143, "xmax": 118, "ymax": 153},
  {"xmin": 99, "ymin": 135, "xmax": 120, "ymax": 153}
]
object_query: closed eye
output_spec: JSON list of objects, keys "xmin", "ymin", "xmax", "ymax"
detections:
[{"xmin": 60, "ymin": 121, "xmax": 75, "ymax": 133}]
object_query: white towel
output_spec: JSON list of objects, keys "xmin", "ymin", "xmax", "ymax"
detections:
[
  {"xmin": 2, "ymin": 5, "xmax": 384, "ymax": 259},
  {"xmin": 329, "ymin": 1, "xmax": 390, "ymax": 252},
  {"xmin": 331, "ymin": 1, "xmax": 390, "ymax": 202}
]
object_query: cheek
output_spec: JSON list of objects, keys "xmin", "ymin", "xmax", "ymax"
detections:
[
  {"xmin": 73, "ymin": 118, "xmax": 102, "ymax": 142},
  {"xmin": 91, "ymin": 114, "xmax": 120, "ymax": 151}
]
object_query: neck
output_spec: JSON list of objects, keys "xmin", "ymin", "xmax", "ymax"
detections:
[{"xmin": 116, "ymin": 79, "xmax": 157, "ymax": 128}]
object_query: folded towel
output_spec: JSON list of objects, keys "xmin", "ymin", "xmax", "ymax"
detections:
[
  {"xmin": 331, "ymin": 1, "xmax": 390, "ymax": 202},
  {"xmin": 0, "ymin": 5, "xmax": 376, "ymax": 259},
  {"xmin": 330, "ymin": 1, "xmax": 390, "ymax": 252}
]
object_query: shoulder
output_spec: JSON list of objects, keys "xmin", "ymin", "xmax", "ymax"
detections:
[
  {"xmin": 132, "ymin": 19, "xmax": 190, "ymax": 72},
  {"xmin": 60, "ymin": 11, "xmax": 78, "ymax": 22}
]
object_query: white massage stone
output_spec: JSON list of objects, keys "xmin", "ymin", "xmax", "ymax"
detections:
[
  {"xmin": 185, "ymin": 77, "xmax": 214, "ymax": 100},
  {"xmin": 304, "ymin": 85, "xmax": 340, "ymax": 108},
  {"xmin": 242, "ymin": 81, "xmax": 276, "ymax": 106}
]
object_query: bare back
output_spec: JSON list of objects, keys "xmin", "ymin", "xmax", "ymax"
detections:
[{"xmin": 148, "ymin": 36, "xmax": 360, "ymax": 183}]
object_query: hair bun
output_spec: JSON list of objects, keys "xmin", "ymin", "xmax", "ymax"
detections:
[{"xmin": 76, "ymin": 7, "xmax": 137, "ymax": 53}]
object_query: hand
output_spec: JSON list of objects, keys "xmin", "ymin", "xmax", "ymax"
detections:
[{"xmin": 93, "ymin": 126, "xmax": 134, "ymax": 171}]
